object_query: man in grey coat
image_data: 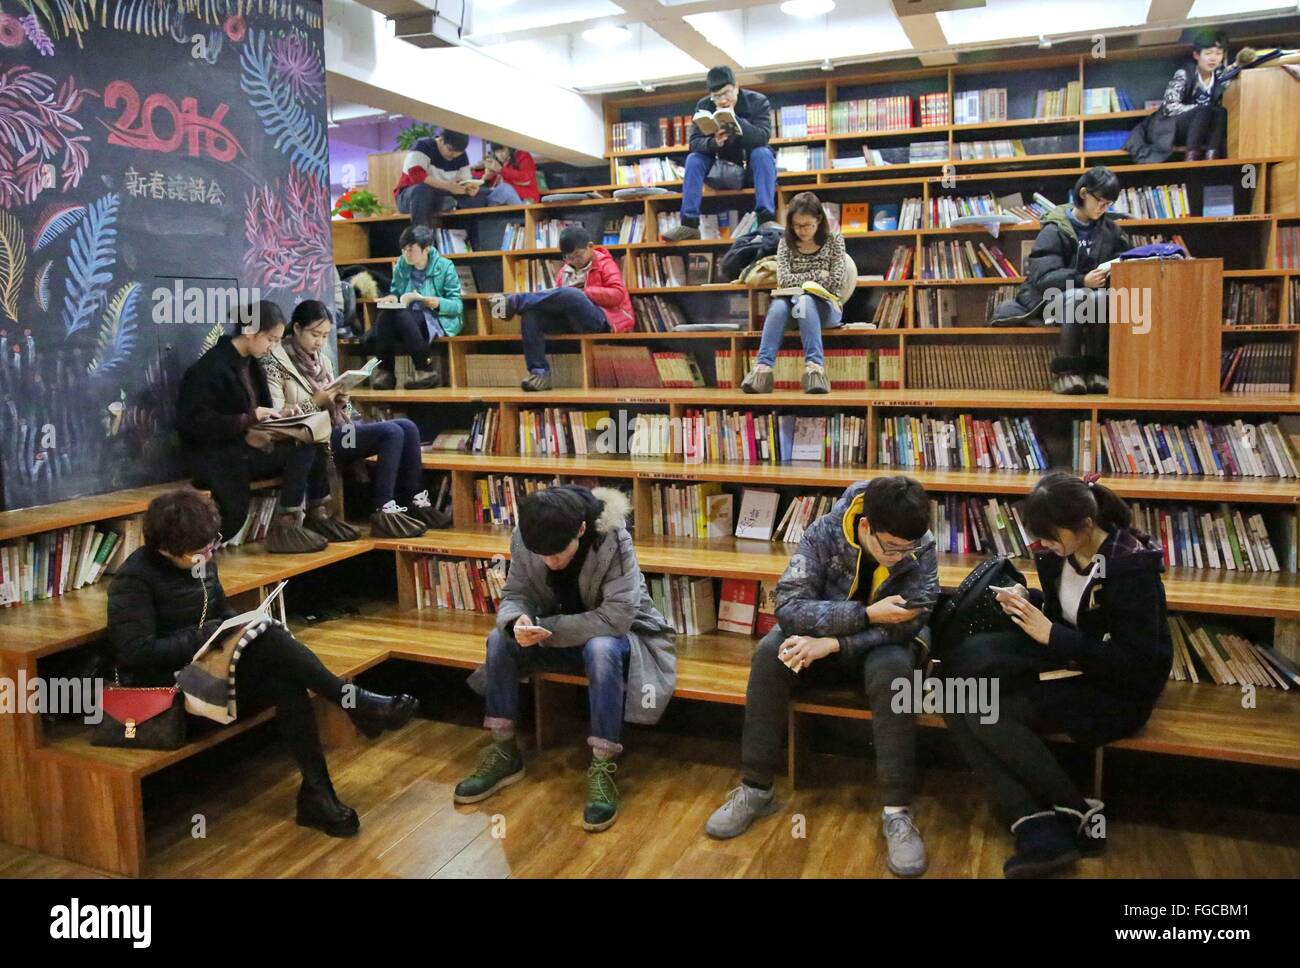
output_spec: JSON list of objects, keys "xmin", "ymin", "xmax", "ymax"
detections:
[
  {"xmin": 457, "ymin": 485, "xmax": 676, "ymax": 832},
  {"xmin": 705, "ymin": 476, "xmax": 939, "ymax": 876}
]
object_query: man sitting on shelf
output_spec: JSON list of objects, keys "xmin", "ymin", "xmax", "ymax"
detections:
[
  {"xmin": 662, "ymin": 65, "xmax": 779, "ymax": 242},
  {"xmin": 488, "ymin": 226, "xmax": 634, "ymax": 391},
  {"xmin": 992, "ymin": 166, "xmax": 1132, "ymax": 395},
  {"xmin": 455, "ymin": 485, "xmax": 676, "ymax": 833},
  {"xmin": 393, "ymin": 129, "xmax": 521, "ymax": 226},
  {"xmin": 704, "ymin": 476, "xmax": 940, "ymax": 878}
]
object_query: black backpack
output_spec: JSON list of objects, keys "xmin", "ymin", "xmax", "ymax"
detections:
[
  {"xmin": 721, "ymin": 225, "xmax": 783, "ymax": 281},
  {"xmin": 929, "ymin": 556, "xmax": 1028, "ymax": 660}
]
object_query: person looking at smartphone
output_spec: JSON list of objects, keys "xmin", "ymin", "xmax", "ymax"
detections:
[
  {"xmin": 704, "ymin": 476, "xmax": 940, "ymax": 877},
  {"xmin": 455, "ymin": 485, "xmax": 676, "ymax": 832},
  {"xmin": 941, "ymin": 471, "xmax": 1170, "ymax": 878}
]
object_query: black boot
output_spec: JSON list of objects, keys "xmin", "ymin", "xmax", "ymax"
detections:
[
  {"xmin": 1056, "ymin": 798, "xmax": 1106, "ymax": 856},
  {"xmin": 1003, "ymin": 810, "xmax": 1080, "ymax": 879},
  {"xmin": 348, "ymin": 687, "xmax": 419, "ymax": 739},
  {"xmin": 1050, "ymin": 356, "xmax": 1087, "ymax": 395},
  {"xmin": 296, "ymin": 776, "xmax": 359, "ymax": 837}
]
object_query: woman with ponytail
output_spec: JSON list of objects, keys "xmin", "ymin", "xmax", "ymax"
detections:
[{"xmin": 942, "ymin": 470, "xmax": 1171, "ymax": 878}]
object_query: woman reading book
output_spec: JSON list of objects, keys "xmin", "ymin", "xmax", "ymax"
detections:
[
  {"xmin": 264, "ymin": 300, "xmax": 449, "ymax": 539},
  {"xmin": 941, "ymin": 471, "xmax": 1171, "ymax": 878},
  {"xmin": 106, "ymin": 488, "xmax": 419, "ymax": 837},
  {"xmin": 476, "ymin": 142, "xmax": 538, "ymax": 204},
  {"xmin": 371, "ymin": 225, "xmax": 464, "ymax": 390},
  {"xmin": 741, "ymin": 192, "xmax": 848, "ymax": 395}
]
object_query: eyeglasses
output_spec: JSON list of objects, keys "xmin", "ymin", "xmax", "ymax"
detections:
[{"xmin": 872, "ymin": 535, "xmax": 920, "ymax": 558}]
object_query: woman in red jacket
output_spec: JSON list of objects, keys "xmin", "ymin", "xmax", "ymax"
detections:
[
  {"xmin": 483, "ymin": 142, "xmax": 541, "ymax": 204},
  {"xmin": 489, "ymin": 226, "xmax": 633, "ymax": 391}
]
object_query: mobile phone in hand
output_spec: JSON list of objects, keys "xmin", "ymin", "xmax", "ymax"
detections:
[{"xmin": 901, "ymin": 594, "xmax": 937, "ymax": 610}]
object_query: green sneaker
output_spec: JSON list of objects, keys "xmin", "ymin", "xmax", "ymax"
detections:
[
  {"xmin": 582, "ymin": 755, "xmax": 619, "ymax": 832},
  {"xmin": 453, "ymin": 741, "xmax": 525, "ymax": 804}
]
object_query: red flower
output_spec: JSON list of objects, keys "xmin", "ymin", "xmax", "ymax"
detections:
[
  {"xmin": 223, "ymin": 15, "xmax": 247, "ymax": 43},
  {"xmin": 339, "ymin": 210, "xmax": 354, "ymax": 219},
  {"xmin": 0, "ymin": 14, "xmax": 26, "ymax": 48}
]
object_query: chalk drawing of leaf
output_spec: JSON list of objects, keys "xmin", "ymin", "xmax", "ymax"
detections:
[
  {"xmin": 89, "ymin": 281, "xmax": 139, "ymax": 375},
  {"xmin": 239, "ymin": 28, "xmax": 328, "ymax": 182},
  {"xmin": 61, "ymin": 192, "xmax": 118, "ymax": 338},
  {"xmin": 0, "ymin": 209, "xmax": 26, "ymax": 323}
]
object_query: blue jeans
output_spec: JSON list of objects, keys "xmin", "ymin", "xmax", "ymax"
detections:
[
  {"xmin": 507, "ymin": 287, "xmax": 609, "ymax": 373},
  {"xmin": 680, "ymin": 145, "xmax": 777, "ymax": 223},
  {"xmin": 457, "ymin": 180, "xmax": 523, "ymax": 208},
  {"xmin": 483, "ymin": 627, "xmax": 631, "ymax": 754},
  {"xmin": 756, "ymin": 293, "xmax": 842, "ymax": 368},
  {"xmin": 330, "ymin": 418, "xmax": 423, "ymax": 507}
]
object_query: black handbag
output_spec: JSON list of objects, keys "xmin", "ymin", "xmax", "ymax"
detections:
[
  {"xmin": 929, "ymin": 556, "xmax": 1028, "ymax": 660},
  {"xmin": 92, "ymin": 683, "xmax": 187, "ymax": 750}
]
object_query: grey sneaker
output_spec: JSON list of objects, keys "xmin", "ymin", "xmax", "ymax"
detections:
[
  {"xmin": 1052, "ymin": 371, "xmax": 1087, "ymax": 395},
  {"xmin": 404, "ymin": 370, "xmax": 442, "ymax": 390},
  {"xmin": 371, "ymin": 368, "xmax": 396, "ymax": 390},
  {"xmin": 705, "ymin": 783, "xmax": 777, "ymax": 839},
  {"xmin": 740, "ymin": 363, "xmax": 774, "ymax": 394},
  {"xmin": 520, "ymin": 370, "xmax": 553, "ymax": 391},
  {"xmin": 489, "ymin": 293, "xmax": 511, "ymax": 320},
  {"xmin": 802, "ymin": 362, "xmax": 830, "ymax": 394},
  {"xmin": 882, "ymin": 810, "xmax": 928, "ymax": 877},
  {"xmin": 662, "ymin": 223, "xmax": 701, "ymax": 242},
  {"xmin": 1085, "ymin": 371, "xmax": 1109, "ymax": 394}
]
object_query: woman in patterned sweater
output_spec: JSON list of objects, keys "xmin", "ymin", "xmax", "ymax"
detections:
[
  {"xmin": 741, "ymin": 192, "xmax": 847, "ymax": 394},
  {"xmin": 1157, "ymin": 29, "xmax": 1231, "ymax": 160}
]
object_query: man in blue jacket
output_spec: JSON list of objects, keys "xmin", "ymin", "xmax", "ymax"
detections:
[
  {"xmin": 705, "ymin": 476, "xmax": 940, "ymax": 877},
  {"xmin": 663, "ymin": 65, "xmax": 778, "ymax": 241}
]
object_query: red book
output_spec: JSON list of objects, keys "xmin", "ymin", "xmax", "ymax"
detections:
[
  {"xmin": 755, "ymin": 581, "xmax": 779, "ymax": 637},
  {"xmin": 717, "ymin": 579, "xmax": 758, "ymax": 634}
]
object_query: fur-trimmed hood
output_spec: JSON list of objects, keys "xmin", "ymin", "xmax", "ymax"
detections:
[{"xmin": 592, "ymin": 486, "xmax": 631, "ymax": 534}]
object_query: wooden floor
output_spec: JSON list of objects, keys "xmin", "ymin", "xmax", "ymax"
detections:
[{"xmin": 1, "ymin": 717, "xmax": 1297, "ymax": 878}]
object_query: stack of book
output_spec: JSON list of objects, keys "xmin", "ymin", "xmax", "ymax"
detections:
[
  {"xmin": 921, "ymin": 239, "xmax": 1018, "ymax": 279},
  {"xmin": 632, "ymin": 295, "xmax": 690, "ymax": 332},
  {"xmin": 827, "ymin": 96, "xmax": 911, "ymax": 133},
  {"xmin": 775, "ymin": 145, "xmax": 827, "ymax": 172},
  {"xmin": 954, "ymin": 140, "xmax": 1030, "ymax": 160},
  {"xmin": 1033, "ymin": 81, "xmax": 1082, "ymax": 118},
  {"xmin": 698, "ymin": 210, "xmax": 751, "ymax": 240},
  {"xmin": 739, "ymin": 348, "xmax": 883, "ymax": 390},
  {"xmin": 648, "ymin": 574, "xmax": 716, "ymax": 636},
  {"xmin": 925, "ymin": 193, "xmax": 1004, "ymax": 228},
  {"xmin": 1221, "ymin": 342, "xmax": 1295, "ymax": 393},
  {"xmin": 878, "ymin": 414, "xmax": 1050, "ymax": 471},
  {"xmin": 423, "ymin": 412, "xmax": 500, "ymax": 454},
  {"xmin": 611, "ymin": 121, "xmax": 651, "ymax": 152},
  {"xmin": 636, "ymin": 252, "xmax": 715, "ymax": 287},
  {"xmin": 1129, "ymin": 502, "xmax": 1293, "ymax": 572},
  {"xmin": 1223, "ymin": 281, "xmax": 1280, "ymax": 325},
  {"xmin": 715, "ymin": 578, "xmax": 776, "ymax": 635},
  {"xmin": 517, "ymin": 409, "xmax": 631, "ymax": 457},
  {"xmin": 1276, "ymin": 226, "xmax": 1300, "ymax": 268},
  {"xmin": 916, "ymin": 288, "xmax": 959, "ymax": 328},
  {"xmin": 648, "ymin": 482, "xmax": 733, "ymax": 539},
  {"xmin": 473, "ymin": 476, "xmax": 553, "ymax": 528},
  {"xmin": 884, "ymin": 245, "xmax": 915, "ymax": 280},
  {"xmin": 412, "ymin": 556, "xmax": 507, "ymax": 612},
  {"xmin": 614, "ymin": 157, "xmax": 684, "ymax": 186},
  {"xmin": 953, "ymin": 88, "xmax": 1008, "ymax": 124},
  {"xmin": 680, "ymin": 410, "xmax": 869, "ymax": 466},
  {"xmin": 908, "ymin": 141, "xmax": 948, "ymax": 164},
  {"xmin": 982, "ymin": 285, "xmax": 1021, "ymax": 321},
  {"xmin": 774, "ymin": 493, "xmax": 836, "ymax": 544},
  {"xmin": 465, "ymin": 353, "xmax": 582, "ymax": 388},
  {"xmin": 930, "ymin": 494, "xmax": 1034, "ymax": 559},
  {"xmin": 775, "ymin": 102, "xmax": 828, "ymax": 137},
  {"xmin": 229, "ymin": 492, "xmax": 278, "ymax": 546},
  {"xmin": 590, "ymin": 345, "xmax": 706, "ymax": 388},
  {"xmin": 1112, "ymin": 184, "xmax": 1190, "ymax": 219},
  {"xmin": 0, "ymin": 519, "xmax": 139, "ymax": 606},
  {"xmin": 908, "ymin": 344, "xmax": 1052, "ymax": 390},
  {"xmin": 602, "ymin": 214, "xmax": 645, "ymax": 244},
  {"xmin": 535, "ymin": 219, "xmax": 585, "ymax": 248},
  {"xmin": 499, "ymin": 223, "xmax": 527, "ymax": 251},
  {"xmin": 892, "ymin": 197, "xmax": 924, "ymax": 230},
  {"xmin": 1169, "ymin": 616, "xmax": 1300, "ymax": 687},
  {"xmin": 1093, "ymin": 417, "xmax": 1299, "ymax": 478},
  {"xmin": 995, "ymin": 191, "xmax": 1056, "ymax": 222},
  {"xmin": 519, "ymin": 259, "xmax": 564, "ymax": 292},
  {"xmin": 1083, "ymin": 87, "xmax": 1134, "ymax": 114}
]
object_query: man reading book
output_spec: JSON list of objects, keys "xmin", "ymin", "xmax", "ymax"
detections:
[
  {"xmin": 705, "ymin": 476, "xmax": 939, "ymax": 878},
  {"xmin": 663, "ymin": 65, "xmax": 778, "ymax": 241}
]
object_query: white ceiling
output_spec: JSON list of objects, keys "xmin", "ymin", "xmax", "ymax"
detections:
[{"xmin": 420, "ymin": 0, "xmax": 1298, "ymax": 92}]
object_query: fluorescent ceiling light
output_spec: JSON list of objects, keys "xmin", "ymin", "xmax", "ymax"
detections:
[
  {"xmin": 582, "ymin": 24, "xmax": 632, "ymax": 43},
  {"xmin": 780, "ymin": 0, "xmax": 836, "ymax": 17}
]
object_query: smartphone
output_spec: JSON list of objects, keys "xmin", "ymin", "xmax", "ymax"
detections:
[
  {"xmin": 901, "ymin": 594, "xmax": 937, "ymax": 610},
  {"xmin": 989, "ymin": 584, "xmax": 1019, "ymax": 597}
]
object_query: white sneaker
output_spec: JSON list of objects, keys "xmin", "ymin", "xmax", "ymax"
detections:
[{"xmin": 380, "ymin": 500, "xmax": 408, "ymax": 514}]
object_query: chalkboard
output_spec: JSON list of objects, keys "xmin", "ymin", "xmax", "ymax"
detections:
[{"xmin": 0, "ymin": 0, "xmax": 332, "ymax": 510}]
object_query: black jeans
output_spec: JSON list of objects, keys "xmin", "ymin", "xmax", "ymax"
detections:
[
  {"xmin": 1048, "ymin": 288, "xmax": 1110, "ymax": 373},
  {"xmin": 1173, "ymin": 103, "xmax": 1227, "ymax": 153},
  {"xmin": 191, "ymin": 440, "xmax": 330, "ymax": 539},
  {"xmin": 375, "ymin": 307, "xmax": 432, "ymax": 372},
  {"xmin": 396, "ymin": 183, "xmax": 455, "ymax": 227},
  {"xmin": 741, "ymin": 625, "xmax": 918, "ymax": 805},
  {"xmin": 233, "ymin": 625, "xmax": 348, "ymax": 789}
]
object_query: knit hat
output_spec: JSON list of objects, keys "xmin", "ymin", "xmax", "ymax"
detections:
[{"xmin": 707, "ymin": 65, "xmax": 736, "ymax": 91}]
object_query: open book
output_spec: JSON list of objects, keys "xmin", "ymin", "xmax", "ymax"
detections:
[
  {"xmin": 190, "ymin": 580, "xmax": 288, "ymax": 662},
  {"xmin": 693, "ymin": 107, "xmax": 738, "ymax": 136},
  {"xmin": 325, "ymin": 357, "xmax": 380, "ymax": 392},
  {"xmin": 771, "ymin": 280, "xmax": 841, "ymax": 307}
]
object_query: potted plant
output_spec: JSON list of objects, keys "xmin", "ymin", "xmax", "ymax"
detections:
[
  {"xmin": 396, "ymin": 122, "xmax": 439, "ymax": 151},
  {"xmin": 332, "ymin": 187, "xmax": 383, "ymax": 219}
]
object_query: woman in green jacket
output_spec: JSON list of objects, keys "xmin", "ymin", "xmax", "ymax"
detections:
[{"xmin": 372, "ymin": 225, "xmax": 464, "ymax": 390}]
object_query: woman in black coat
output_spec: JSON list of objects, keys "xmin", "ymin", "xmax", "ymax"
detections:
[
  {"xmin": 106, "ymin": 488, "xmax": 419, "ymax": 836},
  {"xmin": 176, "ymin": 300, "xmax": 356, "ymax": 554},
  {"xmin": 942, "ymin": 472, "xmax": 1171, "ymax": 878},
  {"xmin": 1126, "ymin": 30, "xmax": 1232, "ymax": 163}
]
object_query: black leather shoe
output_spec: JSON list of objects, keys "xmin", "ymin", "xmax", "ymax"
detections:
[
  {"xmin": 348, "ymin": 689, "xmax": 419, "ymax": 739},
  {"xmin": 296, "ymin": 782, "xmax": 360, "ymax": 837}
]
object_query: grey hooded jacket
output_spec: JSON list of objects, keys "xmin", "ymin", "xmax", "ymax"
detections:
[
  {"xmin": 467, "ymin": 487, "xmax": 677, "ymax": 724},
  {"xmin": 774, "ymin": 480, "xmax": 939, "ymax": 664}
]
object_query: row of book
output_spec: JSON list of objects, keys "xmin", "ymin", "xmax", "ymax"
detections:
[
  {"xmin": 656, "ymin": 115, "xmax": 693, "ymax": 149},
  {"xmin": 635, "ymin": 252, "xmax": 715, "ymax": 288},
  {"xmin": 884, "ymin": 245, "xmax": 915, "ymax": 280},
  {"xmin": 1126, "ymin": 232, "xmax": 1189, "ymax": 251},
  {"xmin": 1221, "ymin": 342, "xmax": 1294, "ymax": 393},
  {"xmin": 1276, "ymin": 226, "xmax": 1300, "ymax": 269},
  {"xmin": 614, "ymin": 157, "xmax": 684, "ymax": 187},
  {"xmin": 631, "ymin": 294, "xmax": 692, "ymax": 333},
  {"xmin": 473, "ymin": 475, "xmax": 558, "ymax": 529},
  {"xmin": 1223, "ymin": 281, "xmax": 1280, "ymax": 326},
  {"xmin": 1092, "ymin": 418, "xmax": 1300, "ymax": 479},
  {"xmin": 920, "ymin": 239, "xmax": 1019, "ymax": 279},
  {"xmin": 908, "ymin": 344, "xmax": 1053, "ymax": 391},
  {"xmin": 870, "ymin": 290, "xmax": 908, "ymax": 329},
  {"xmin": 952, "ymin": 88, "xmax": 1008, "ymax": 125},
  {"xmin": 1111, "ymin": 183, "xmax": 1191, "ymax": 220},
  {"xmin": 775, "ymin": 102, "xmax": 830, "ymax": 138},
  {"xmin": 465, "ymin": 353, "xmax": 583, "ymax": 388},
  {"xmin": 412, "ymin": 555, "xmax": 507, "ymax": 612},
  {"xmin": 952, "ymin": 140, "xmax": 1039, "ymax": 161},
  {"xmin": 0, "ymin": 518, "xmax": 142, "ymax": 607},
  {"xmin": 591, "ymin": 346, "xmax": 706, "ymax": 389},
  {"xmin": 496, "ymin": 222, "xmax": 527, "ymax": 251},
  {"xmin": 600, "ymin": 215, "xmax": 646, "ymax": 245},
  {"xmin": 649, "ymin": 574, "xmax": 717, "ymax": 637},
  {"xmin": 723, "ymin": 348, "xmax": 902, "ymax": 390},
  {"xmin": 924, "ymin": 193, "xmax": 1009, "ymax": 228},
  {"xmin": 1169, "ymin": 616, "xmax": 1300, "ymax": 688},
  {"xmin": 429, "ymin": 411, "xmax": 498, "ymax": 453},
  {"xmin": 1034, "ymin": 81, "xmax": 1083, "ymax": 118},
  {"xmin": 1130, "ymin": 502, "xmax": 1293, "ymax": 573},
  {"xmin": 878, "ymin": 414, "xmax": 1051, "ymax": 471},
  {"xmin": 907, "ymin": 140, "xmax": 949, "ymax": 163},
  {"xmin": 229, "ymin": 492, "xmax": 279, "ymax": 545},
  {"xmin": 774, "ymin": 145, "xmax": 827, "ymax": 172},
  {"xmin": 610, "ymin": 121, "xmax": 658, "ymax": 152},
  {"xmin": 534, "ymin": 219, "xmax": 584, "ymax": 249},
  {"xmin": 433, "ymin": 228, "xmax": 472, "ymax": 254},
  {"xmin": 649, "ymin": 483, "xmax": 731, "ymax": 541},
  {"xmin": 679, "ymin": 410, "xmax": 869, "ymax": 466},
  {"xmin": 1082, "ymin": 87, "xmax": 1136, "ymax": 114},
  {"xmin": 930, "ymin": 494, "xmax": 1034, "ymax": 559}
]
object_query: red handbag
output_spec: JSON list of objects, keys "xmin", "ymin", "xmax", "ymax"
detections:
[{"xmin": 93, "ymin": 684, "xmax": 187, "ymax": 750}]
